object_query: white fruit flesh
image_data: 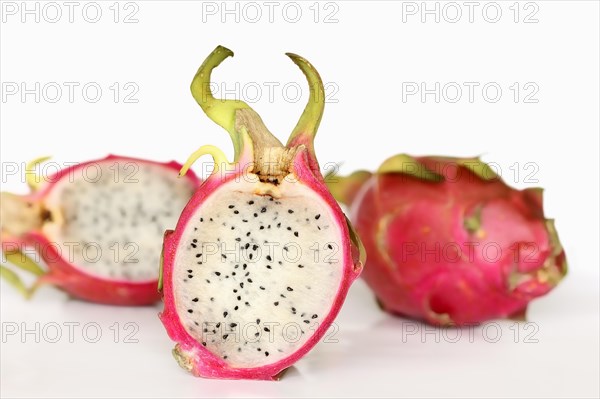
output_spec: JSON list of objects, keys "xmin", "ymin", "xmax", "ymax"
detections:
[
  {"xmin": 43, "ymin": 161, "xmax": 194, "ymax": 281},
  {"xmin": 173, "ymin": 176, "xmax": 344, "ymax": 368}
]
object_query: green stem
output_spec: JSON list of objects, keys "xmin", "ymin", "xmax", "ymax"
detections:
[
  {"xmin": 1, "ymin": 250, "xmax": 46, "ymax": 299},
  {"xmin": 25, "ymin": 156, "xmax": 51, "ymax": 191},
  {"xmin": 178, "ymin": 145, "xmax": 231, "ymax": 177},
  {"xmin": 190, "ymin": 46, "xmax": 252, "ymax": 161},
  {"xmin": 285, "ymin": 53, "xmax": 325, "ymax": 161}
]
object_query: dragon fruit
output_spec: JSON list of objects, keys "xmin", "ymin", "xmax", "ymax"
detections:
[
  {"xmin": 1, "ymin": 155, "xmax": 198, "ymax": 306},
  {"xmin": 327, "ymin": 154, "xmax": 566, "ymax": 326},
  {"xmin": 159, "ymin": 46, "xmax": 364, "ymax": 380}
]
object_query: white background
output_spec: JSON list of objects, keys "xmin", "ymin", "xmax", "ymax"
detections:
[{"xmin": 1, "ymin": 1, "xmax": 599, "ymax": 397}]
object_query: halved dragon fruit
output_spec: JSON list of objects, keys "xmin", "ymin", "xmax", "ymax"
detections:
[
  {"xmin": 159, "ymin": 46, "xmax": 364, "ymax": 380},
  {"xmin": 327, "ymin": 155, "xmax": 567, "ymax": 326},
  {"xmin": 1, "ymin": 155, "xmax": 198, "ymax": 305}
]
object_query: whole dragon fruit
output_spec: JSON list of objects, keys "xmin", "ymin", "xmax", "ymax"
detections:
[
  {"xmin": 159, "ymin": 46, "xmax": 364, "ymax": 380},
  {"xmin": 327, "ymin": 154, "xmax": 566, "ymax": 326},
  {"xmin": 1, "ymin": 155, "xmax": 198, "ymax": 305}
]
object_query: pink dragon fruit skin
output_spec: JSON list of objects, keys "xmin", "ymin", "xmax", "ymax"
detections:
[
  {"xmin": 328, "ymin": 155, "xmax": 566, "ymax": 326},
  {"xmin": 158, "ymin": 46, "xmax": 364, "ymax": 380},
  {"xmin": 1, "ymin": 155, "xmax": 200, "ymax": 306}
]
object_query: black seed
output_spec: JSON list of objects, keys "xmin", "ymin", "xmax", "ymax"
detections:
[
  {"xmin": 235, "ymin": 238, "xmax": 241, "ymax": 242},
  {"xmin": 216, "ymin": 323, "xmax": 221, "ymax": 328},
  {"xmin": 288, "ymin": 209, "xmax": 294, "ymax": 214},
  {"xmin": 223, "ymin": 334, "xmax": 228, "ymax": 339},
  {"xmin": 257, "ymin": 348, "xmax": 262, "ymax": 351},
  {"xmin": 231, "ymin": 226, "xmax": 235, "ymax": 230},
  {"xmin": 233, "ymin": 289, "xmax": 238, "ymax": 293},
  {"xmin": 283, "ymin": 247, "xmax": 288, "ymax": 252},
  {"xmin": 237, "ymin": 296, "xmax": 241, "ymax": 301},
  {"xmin": 259, "ymin": 286, "xmax": 265, "ymax": 290},
  {"xmin": 254, "ymin": 213, "xmax": 258, "ymax": 217},
  {"xmin": 278, "ymin": 261, "xmax": 283, "ymax": 265},
  {"xmin": 228, "ymin": 205, "xmax": 235, "ymax": 209},
  {"xmin": 243, "ymin": 264, "xmax": 247, "ymax": 270},
  {"xmin": 187, "ymin": 309, "xmax": 193, "ymax": 313},
  {"xmin": 253, "ymin": 244, "xmax": 258, "ymax": 251},
  {"xmin": 328, "ymin": 244, "xmax": 333, "ymax": 250},
  {"xmin": 292, "ymin": 307, "xmax": 296, "ymax": 312},
  {"xmin": 203, "ymin": 328, "xmax": 208, "ymax": 333},
  {"xmin": 210, "ymin": 218, "xmax": 213, "ymax": 222},
  {"xmin": 187, "ymin": 269, "xmax": 193, "ymax": 273},
  {"xmin": 287, "ymin": 287, "xmax": 293, "ymax": 291},
  {"xmin": 192, "ymin": 298, "xmax": 199, "ymax": 302},
  {"xmin": 188, "ymin": 275, "xmax": 193, "ymax": 278},
  {"xmin": 223, "ymin": 311, "xmax": 228, "ymax": 317},
  {"xmin": 215, "ymin": 272, "xmax": 221, "ymax": 276},
  {"xmin": 235, "ymin": 265, "xmax": 240, "ymax": 269},
  {"xmin": 238, "ymin": 348, "xmax": 241, "ymax": 352},
  {"xmin": 248, "ymin": 200, "xmax": 254, "ymax": 205},
  {"xmin": 206, "ymin": 279, "xmax": 211, "ymax": 283},
  {"xmin": 210, "ymin": 297, "xmax": 214, "ymax": 301},
  {"xmin": 315, "ymin": 214, "xmax": 321, "ymax": 220},
  {"xmin": 234, "ymin": 306, "xmax": 239, "ymax": 310},
  {"xmin": 232, "ymin": 272, "xmax": 236, "ymax": 276},
  {"xmin": 265, "ymin": 352, "xmax": 269, "ymax": 356},
  {"xmin": 304, "ymin": 320, "xmax": 310, "ymax": 324},
  {"xmin": 261, "ymin": 207, "xmax": 266, "ymax": 213},
  {"xmin": 202, "ymin": 342, "xmax": 207, "ymax": 346},
  {"xmin": 192, "ymin": 239, "xmax": 198, "ymax": 243},
  {"xmin": 223, "ymin": 355, "xmax": 228, "ymax": 359},
  {"xmin": 274, "ymin": 302, "xmax": 279, "ymax": 306},
  {"xmin": 191, "ymin": 243, "xmax": 197, "ymax": 248},
  {"xmin": 255, "ymin": 332, "xmax": 260, "ymax": 337},
  {"xmin": 256, "ymin": 319, "xmax": 260, "ymax": 324},
  {"xmin": 280, "ymin": 294, "xmax": 286, "ymax": 298},
  {"xmin": 287, "ymin": 227, "xmax": 292, "ymax": 231},
  {"xmin": 245, "ymin": 243, "xmax": 250, "ymax": 249},
  {"xmin": 196, "ymin": 254, "xmax": 202, "ymax": 258},
  {"xmin": 264, "ymin": 327, "xmax": 270, "ymax": 332},
  {"xmin": 266, "ymin": 255, "xmax": 272, "ymax": 261},
  {"xmin": 246, "ymin": 232, "xmax": 251, "ymax": 236},
  {"xmin": 249, "ymin": 253, "xmax": 253, "ymax": 260},
  {"xmin": 200, "ymin": 218, "xmax": 204, "ymax": 222},
  {"xmin": 240, "ymin": 282, "xmax": 244, "ymax": 288},
  {"xmin": 298, "ymin": 264, "xmax": 304, "ymax": 268},
  {"xmin": 222, "ymin": 254, "xmax": 227, "ymax": 259},
  {"xmin": 194, "ymin": 322, "xmax": 199, "ymax": 326},
  {"xmin": 260, "ymin": 226, "xmax": 265, "ymax": 230},
  {"xmin": 266, "ymin": 265, "xmax": 272, "ymax": 269},
  {"xmin": 277, "ymin": 223, "xmax": 281, "ymax": 228},
  {"xmin": 294, "ymin": 232, "xmax": 299, "ymax": 237},
  {"xmin": 245, "ymin": 272, "xmax": 250, "ymax": 277},
  {"xmin": 268, "ymin": 225, "xmax": 271, "ymax": 229},
  {"xmin": 230, "ymin": 323, "xmax": 237, "ymax": 328},
  {"xmin": 312, "ymin": 314, "xmax": 318, "ymax": 319}
]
